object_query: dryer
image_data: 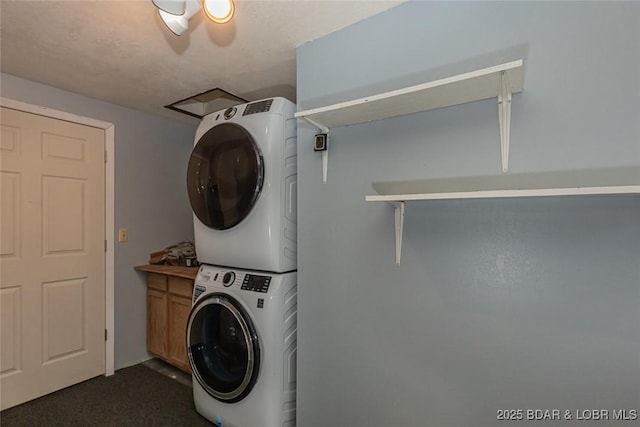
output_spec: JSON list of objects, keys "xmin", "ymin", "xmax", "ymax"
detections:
[
  {"xmin": 187, "ymin": 264, "xmax": 296, "ymax": 427},
  {"xmin": 187, "ymin": 97, "xmax": 297, "ymax": 272}
]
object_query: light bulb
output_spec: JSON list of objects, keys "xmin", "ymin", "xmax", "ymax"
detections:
[{"xmin": 203, "ymin": 0, "xmax": 234, "ymax": 24}]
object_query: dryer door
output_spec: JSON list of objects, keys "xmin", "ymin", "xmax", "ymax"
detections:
[
  {"xmin": 187, "ymin": 293, "xmax": 260, "ymax": 403},
  {"xmin": 187, "ymin": 123, "xmax": 264, "ymax": 230}
]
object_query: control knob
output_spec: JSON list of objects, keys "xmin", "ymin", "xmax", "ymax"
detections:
[
  {"xmin": 222, "ymin": 271, "xmax": 235, "ymax": 287},
  {"xmin": 223, "ymin": 107, "xmax": 237, "ymax": 120}
]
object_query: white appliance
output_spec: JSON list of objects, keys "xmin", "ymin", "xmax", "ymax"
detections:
[
  {"xmin": 187, "ymin": 97, "xmax": 297, "ymax": 273},
  {"xmin": 187, "ymin": 265, "xmax": 297, "ymax": 427}
]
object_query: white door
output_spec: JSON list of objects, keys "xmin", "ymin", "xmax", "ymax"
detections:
[{"xmin": 0, "ymin": 107, "xmax": 106, "ymax": 410}]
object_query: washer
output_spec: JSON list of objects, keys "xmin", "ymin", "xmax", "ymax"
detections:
[
  {"xmin": 187, "ymin": 97, "xmax": 297, "ymax": 273},
  {"xmin": 187, "ymin": 265, "xmax": 297, "ymax": 427}
]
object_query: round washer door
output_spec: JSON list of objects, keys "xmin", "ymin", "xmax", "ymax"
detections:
[
  {"xmin": 187, "ymin": 293, "xmax": 260, "ymax": 403},
  {"xmin": 187, "ymin": 123, "xmax": 264, "ymax": 230}
]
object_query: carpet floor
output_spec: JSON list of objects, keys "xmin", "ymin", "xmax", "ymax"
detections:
[{"xmin": 0, "ymin": 364, "xmax": 213, "ymax": 426}]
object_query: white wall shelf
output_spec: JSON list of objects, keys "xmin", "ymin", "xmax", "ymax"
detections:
[
  {"xmin": 295, "ymin": 60, "xmax": 525, "ymax": 182},
  {"xmin": 365, "ymin": 167, "xmax": 640, "ymax": 265}
]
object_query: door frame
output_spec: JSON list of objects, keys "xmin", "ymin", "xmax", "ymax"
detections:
[{"xmin": 1, "ymin": 97, "xmax": 115, "ymax": 376}]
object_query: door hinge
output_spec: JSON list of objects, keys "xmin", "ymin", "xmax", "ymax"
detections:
[
  {"xmin": 105, "ymin": 329, "xmax": 108, "ymax": 341},
  {"xmin": 105, "ymin": 240, "xmax": 107, "ymax": 252},
  {"xmin": 104, "ymin": 149, "xmax": 108, "ymax": 163}
]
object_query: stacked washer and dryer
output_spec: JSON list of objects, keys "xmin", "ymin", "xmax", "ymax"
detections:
[{"xmin": 185, "ymin": 98, "xmax": 298, "ymax": 427}]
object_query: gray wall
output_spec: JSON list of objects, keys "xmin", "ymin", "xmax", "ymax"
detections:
[
  {"xmin": 296, "ymin": 2, "xmax": 639, "ymax": 426},
  {"xmin": 1, "ymin": 73, "xmax": 196, "ymax": 369}
]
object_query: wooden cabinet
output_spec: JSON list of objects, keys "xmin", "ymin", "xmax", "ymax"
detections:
[
  {"xmin": 135, "ymin": 265, "xmax": 199, "ymax": 373},
  {"xmin": 166, "ymin": 277, "xmax": 193, "ymax": 372},
  {"xmin": 146, "ymin": 275, "xmax": 168, "ymax": 357}
]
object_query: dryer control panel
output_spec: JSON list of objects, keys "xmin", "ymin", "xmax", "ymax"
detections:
[
  {"xmin": 241, "ymin": 274, "xmax": 271, "ymax": 293},
  {"xmin": 243, "ymin": 99, "xmax": 273, "ymax": 116}
]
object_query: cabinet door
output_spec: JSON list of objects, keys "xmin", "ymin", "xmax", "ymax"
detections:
[
  {"xmin": 147, "ymin": 288, "xmax": 168, "ymax": 358},
  {"xmin": 168, "ymin": 294, "xmax": 192, "ymax": 373}
]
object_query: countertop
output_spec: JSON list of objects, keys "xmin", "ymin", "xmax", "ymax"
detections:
[{"xmin": 134, "ymin": 264, "xmax": 199, "ymax": 280}]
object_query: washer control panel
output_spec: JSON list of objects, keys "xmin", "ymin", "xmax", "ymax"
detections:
[
  {"xmin": 195, "ymin": 266, "xmax": 272, "ymax": 293},
  {"xmin": 241, "ymin": 274, "xmax": 271, "ymax": 293}
]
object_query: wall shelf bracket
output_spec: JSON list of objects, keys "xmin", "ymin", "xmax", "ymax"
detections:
[
  {"xmin": 498, "ymin": 70, "xmax": 513, "ymax": 172},
  {"xmin": 392, "ymin": 202, "xmax": 405, "ymax": 266},
  {"xmin": 302, "ymin": 116, "xmax": 330, "ymax": 134},
  {"xmin": 366, "ymin": 167, "xmax": 640, "ymax": 265},
  {"xmin": 302, "ymin": 117, "xmax": 330, "ymax": 183},
  {"xmin": 295, "ymin": 60, "xmax": 525, "ymax": 183},
  {"xmin": 321, "ymin": 149, "xmax": 329, "ymax": 184}
]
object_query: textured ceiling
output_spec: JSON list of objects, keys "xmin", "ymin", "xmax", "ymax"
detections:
[{"xmin": 0, "ymin": 0, "xmax": 403, "ymax": 124}]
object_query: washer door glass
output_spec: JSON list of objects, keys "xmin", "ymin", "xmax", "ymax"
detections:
[
  {"xmin": 187, "ymin": 294, "xmax": 260, "ymax": 403},
  {"xmin": 187, "ymin": 123, "xmax": 264, "ymax": 230}
]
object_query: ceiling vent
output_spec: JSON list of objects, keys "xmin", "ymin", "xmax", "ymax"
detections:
[{"xmin": 165, "ymin": 88, "xmax": 247, "ymax": 119}]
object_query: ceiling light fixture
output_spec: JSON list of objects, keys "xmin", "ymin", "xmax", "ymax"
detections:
[
  {"xmin": 153, "ymin": 0, "xmax": 235, "ymax": 36},
  {"xmin": 203, "ymin": 0, "xmax": 235, "ymax": 24},
  {"xmin": 152, "ymin": 0, "xmax": 185, "ymax": 15}
]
